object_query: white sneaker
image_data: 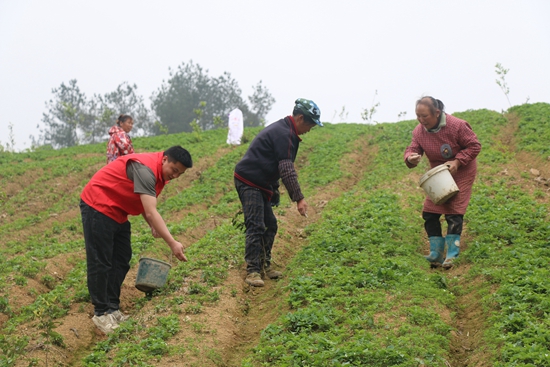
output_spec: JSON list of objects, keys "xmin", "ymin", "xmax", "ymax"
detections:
[
  {"xmin": 109, "ymin": 310, "xmax": 130, "ymax": 323},
  {"xmin": 92, "ymin": 314, "xmax": 119, "ymax": 334}
]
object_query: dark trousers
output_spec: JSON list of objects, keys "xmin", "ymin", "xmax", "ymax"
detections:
[
  {"xmin": 235, "ymin": 179, "xmax": 278, "ymax": 274},
  {"xmin": 80, "ymin": 200, "xmax": 132, "ymax": 316},
  {"xmin": 423, "ymin": 211, "xmax": 463, "ymax": 237}
]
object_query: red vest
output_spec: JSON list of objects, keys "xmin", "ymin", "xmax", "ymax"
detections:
[{"xmin": 81, "ymin": 152, "xmax": 166, "ymax": 223}]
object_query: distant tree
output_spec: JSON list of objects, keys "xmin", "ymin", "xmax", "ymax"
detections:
[
  {"xmin": 82, "ymin": 97, "xmax": 112, "ymax": 145},
  {"xmin": 37, "ymin": 81, "xmax": 155, "ymax": 148},
  {"xmin": 39, "ymin": 79, "xmax": 92, "ymax": 148},
  {"xmin": 151, "ymin": 61, "xmax": 274, "ymax": 133},
  {"xmin": 84, "ymin": 82, "xmax": 154, "ymax": 142},
  {"xmin": 36, "ymin": 63, "xmax": 274, "ymax": 148},
  {"xmin": 247, "ymin": 80, "xmax": 275, "ymax": 126}
]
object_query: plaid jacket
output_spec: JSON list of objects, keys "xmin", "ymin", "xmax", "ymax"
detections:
[{"xmin": 404, "ymin": 114, "xmax": 481, "ymax": 214}]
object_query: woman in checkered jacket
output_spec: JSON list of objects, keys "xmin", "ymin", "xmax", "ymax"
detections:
[{"xmin": 404, "ymin": 97, "xmax": 481, "ymax": 269}]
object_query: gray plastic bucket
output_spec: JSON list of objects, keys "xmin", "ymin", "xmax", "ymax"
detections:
[
  {"xmin": 135, "ymin": 257, "xmax": 172, "ymax": 292},
  {"xmin": 418, "ymin": 164, "xmax": 459, "ymax": 205}
]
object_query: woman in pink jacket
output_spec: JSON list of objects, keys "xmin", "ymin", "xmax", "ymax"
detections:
[
  {"xmin": 107, "ymin": 114, "xmax": 135, "ymax": 163},
  {"xmin": 404, "ymin": 97, "xmax": 481, "ymax": 269}
]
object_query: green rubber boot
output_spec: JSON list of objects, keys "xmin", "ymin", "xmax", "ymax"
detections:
[
  {"xmin": 425, "ymin": 236, "xmax": 445, "ymax": 268},
  {"xmin": 442, "ymin": 234, "xmax": 461, "ymax": 269}
]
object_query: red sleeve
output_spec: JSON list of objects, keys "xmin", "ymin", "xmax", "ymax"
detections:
[
  {"xmin": 404, "ymin": 128, "xmax": 424, "ymax": 168},
  {"xmin": 454, "ymin": 122, "xmax": 481, "ymax": 167}
]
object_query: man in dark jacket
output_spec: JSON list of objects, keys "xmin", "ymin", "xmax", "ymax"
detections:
[{"xmin": 234, "ymin": 98, "xmax": 323, "ymax": 287}]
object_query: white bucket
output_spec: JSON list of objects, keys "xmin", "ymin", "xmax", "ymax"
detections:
[{"xmin": 418, "ymin": 164, "xmax": 459, "ymax": 205}]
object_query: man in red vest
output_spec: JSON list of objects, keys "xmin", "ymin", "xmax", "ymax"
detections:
[{"xmin": 80, "ymin": 145, "xmax": 192, "ymax": 333}]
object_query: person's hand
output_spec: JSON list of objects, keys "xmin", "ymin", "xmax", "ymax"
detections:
[
  {"xmin": 169, "ymin": 241, "xmax": 188, "ymax": 262},
  {"xmin": 446, "ymin": 160, "xmax": 461, "ymax": 175},
  {"xmin": 297, "ymin": 199, "xmax": 308, "ymax": 217},
  {"xmin": 407, "ymin": 153, "xmax": 421, "ymax": 165},
  {"xmin": 271, "ymin": 188, "xmax": 280, "ymax": 207}
]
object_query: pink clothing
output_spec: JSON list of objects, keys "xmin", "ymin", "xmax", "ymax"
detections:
[
  {"xmin": 107, "ymin": 125, "xmax": 134, "ymax": 164},
  {"xmin": 404, "ymin": 114, "xmax": 481, "ymax": 215}
]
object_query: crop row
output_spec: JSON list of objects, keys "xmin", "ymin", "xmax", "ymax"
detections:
[
  {"xmin": 245, "ymin": 104, "xmax": 550, "ymax": 366},
  {"xmin": 78, "ymin": 122, "xmax": 371, "ymax": 365},
  {"xmin": 0, "ymin": 121, "xmax": 369, "ymax": 366},
  {"xmin": 1, "ymin": 104, "xmax": 548, "ymax": 366}
]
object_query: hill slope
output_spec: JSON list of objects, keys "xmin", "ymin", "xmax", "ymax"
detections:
[{"xmin": 0, "ymin": 103, "xmax": 549, "ymax": 367}]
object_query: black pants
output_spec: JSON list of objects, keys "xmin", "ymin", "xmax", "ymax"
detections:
[
  {"xmin": 80, "ymin": 200, "xmax": 132, "ymax": 316},
  {"xmin": 422, "ymin": 211, "xmax": 463, "ymax": 237},
  {"xmin": 235, "ymin": 179, "xmax": 278, "ymax": 274}
]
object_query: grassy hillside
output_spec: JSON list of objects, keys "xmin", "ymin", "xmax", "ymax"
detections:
[{"xmin": 0, "ymin": 103, "xmax": 549, "ymax": 367}]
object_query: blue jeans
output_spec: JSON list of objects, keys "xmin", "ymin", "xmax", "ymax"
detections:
[
  {"xmin": 80, "ymin": 200, "xmax": 132, "ymax": 315},
  {"xmin": 235, "ymin": 179, "xmax": 278, "ymax": 274}
]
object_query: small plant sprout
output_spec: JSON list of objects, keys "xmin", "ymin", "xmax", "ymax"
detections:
[
  {"xmin": 1, "ymin": 122, "xmax": 17, "ymax": 152},
  {"xmin": 213, "ymin": 115, "xmax": 224, "ymax": 128},
  {"xmin": 154, "ymin": 120, "xmax": 169, "ymax": 135},
  {"xmin": 361, "ymin": 90, "xmax": 380, "ymax": 124},
  {"xmin": 338, "ymin": 106, "xmax": 349, "ymax": 122},
  {"xmin": 190, "ymin": 101, "xmax": 206, "ymax": 141},
  {"xmin": 495, "ymin": 62, "xmax": 511, "ymax": 107},
  {"xmin": 330, "ymin": 106, "xmax": 349, "ymax": 123},
  {"xmin": 397, "ymin": 111, "xmax": 408, "ymax": 121}
]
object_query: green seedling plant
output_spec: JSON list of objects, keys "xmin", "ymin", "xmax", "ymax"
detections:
[
  {"xmin": 509, "ymin": 102, "xmax": 550, "ymax": 155},
  {"xmin": 0, "ymin": 122, "xmax": 17, "ymax": 153},
  {"xmin": 247, "ymin": 189, "xmax": 454, "ymax": 365},
  {"xmin": 361, "ymin": 89, "xmax": 381, "ymax": 124},
  {"xmin": 495, "ymin": 62, "xmax": 512, "ymax": 108},
  {"xmin": 1, "ymin": 103, "xmax": 550, "ymax": 366}
]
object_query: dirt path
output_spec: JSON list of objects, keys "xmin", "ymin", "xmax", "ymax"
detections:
[
  {"xmin": 222, "ymin": 145, "xmax": 375, "ymax": 366},
  {"xmin": 9, "ymin": 115, "xmax": 550, "ymax": 366},
  {"xmin": 6, "ymin": 146, "xmax": 238, "ymax": 366},
  {"xmin": 445, "ymin": 112, "xmax": 550, "ymax": 367},
  {"xmin": 11, "ymin": 140, "xmax": 374, "ymax": 367},
  {"xmin": 445, "ymin": 264, "xmax": 494, "ymax": 367}
]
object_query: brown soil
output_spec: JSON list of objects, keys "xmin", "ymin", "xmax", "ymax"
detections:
[
  {"xmin": 446, "ymin": 265, "xmax": 495, "ymax": 367},
  {"xmin": 5, "ymin": 114, "xmax": 550, "ymax": 367},
  {"xmin": 444, "ymin": 112, "xmax": 550, "ymax": 367},
  {"xmin": 5, "ymin": 139, "xmax": 374, "ymax": 367}
]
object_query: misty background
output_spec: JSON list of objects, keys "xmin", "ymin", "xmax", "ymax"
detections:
[{"xmin": 1, "ymin": 0, "xmax": 549, "ymax": 150}]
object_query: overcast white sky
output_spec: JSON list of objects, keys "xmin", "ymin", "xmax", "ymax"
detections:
[{"xmin": 1, "ymin": 0, "xmax": 549, "ymax": 150}]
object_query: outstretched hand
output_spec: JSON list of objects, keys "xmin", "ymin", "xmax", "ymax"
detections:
[
  {"xmin": 169, "ymin": 241, "xmax": 188, "ymax": 262},
  {"xmin": 407, "ymin": 153, "xmax": 422, "ymax": 165},
  {"xmin": 297, "ymin": 198, "xmax": 308, "ymax": 217}
]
